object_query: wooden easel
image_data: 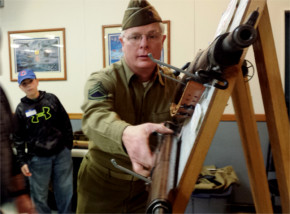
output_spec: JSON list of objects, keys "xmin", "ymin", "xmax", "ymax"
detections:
[{"xmin": 172, "ymin": 0, "xmax": 290, "ymax": 213}]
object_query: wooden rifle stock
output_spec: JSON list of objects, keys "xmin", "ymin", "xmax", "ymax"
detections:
[{"xmin": 146, "ymin": 130, "xmax": 180, "ymax": 214}]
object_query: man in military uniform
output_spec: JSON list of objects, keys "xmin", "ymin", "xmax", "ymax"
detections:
[{"xmin": 77, "ymin": 0, "xmax": 177, "ymax": 213}]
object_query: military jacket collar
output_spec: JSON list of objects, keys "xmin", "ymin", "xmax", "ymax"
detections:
[{"xmin": 121, "ymin": 58, "xmax": 165, "ymax": 87}]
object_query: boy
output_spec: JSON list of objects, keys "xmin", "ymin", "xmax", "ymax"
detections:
[{"xmin": 14, "ymin": 69, "xmax": 73, "ymax": 213}]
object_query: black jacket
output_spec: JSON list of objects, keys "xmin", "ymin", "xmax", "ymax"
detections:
[
  {"xmin": 14, "ymin": 91, "xmax": 73, "ymax": 167},
  {"xmin": 1, "ymin": 86, "xmax": 14, "ymax": 203}
]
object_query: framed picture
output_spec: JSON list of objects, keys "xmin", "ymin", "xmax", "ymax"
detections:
[
  {"xmin": 102, "ymin": 20, "xmax": 171, "ymax": 68},
  {"xmin": 8, "ymin": 28, "xmax": 67, "ymax": 81}
]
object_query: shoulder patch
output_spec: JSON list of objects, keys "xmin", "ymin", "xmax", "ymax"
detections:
[{"xmin": 88, "ymin": 81, "xmax": 108, "ymax": 100}]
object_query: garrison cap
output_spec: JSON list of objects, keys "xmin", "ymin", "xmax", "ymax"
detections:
[{"xmin": 122, "ymin": 0, "xmax": 162, "ymax": 30}]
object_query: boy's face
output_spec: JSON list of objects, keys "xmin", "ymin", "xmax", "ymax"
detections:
[{"xmin": 19, "ymin": 78, "xmax": 39, "ymax": 99}]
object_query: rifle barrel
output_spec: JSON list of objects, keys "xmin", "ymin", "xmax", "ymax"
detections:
[{"xmin": 222, "ymin": 24, "xmax": 257, "ymax": 52}]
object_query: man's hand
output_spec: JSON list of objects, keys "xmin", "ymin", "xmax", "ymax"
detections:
[
  {"xmin": 21, "ymin": 164, "xmax": 32, "ymax": 177},
  {"xmin": 122, "ymin": 123, "xmax": 173, "ymax": 177}
]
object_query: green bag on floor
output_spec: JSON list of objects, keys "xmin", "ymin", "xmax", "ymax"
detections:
[{"xmin": 195, "ymin": 165, "xmax": 240, "ymax": 193}]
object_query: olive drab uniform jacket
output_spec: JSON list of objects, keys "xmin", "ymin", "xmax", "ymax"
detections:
[{"xmin": 81, "ymin": 58, "xmax": 178, "ymax": 170}]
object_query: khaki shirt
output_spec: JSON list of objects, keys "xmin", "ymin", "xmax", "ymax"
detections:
[{"xmin": 81, "ymin": 58, "xmax": 178, "ymax": 170}]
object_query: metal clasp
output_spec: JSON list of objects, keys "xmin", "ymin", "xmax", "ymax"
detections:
[{"xmin": 111, "ymin": 159, "xmax": 152, "ymax": 184}]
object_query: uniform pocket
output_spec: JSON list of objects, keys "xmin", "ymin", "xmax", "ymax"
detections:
[{"xmin": 150, "ymin": 111, "xmax": 171, "ymax": 123}]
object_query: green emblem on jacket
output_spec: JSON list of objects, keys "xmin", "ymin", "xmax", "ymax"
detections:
[{"xmin": 31, "ymin": 107, "xmax": 52, "ymax": 123}]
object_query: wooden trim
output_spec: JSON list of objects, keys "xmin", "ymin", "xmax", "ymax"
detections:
[
  {"xmin": 68, "ymin": 113, "xmax": 266, "ymax": 121},
  {"xmin": 221, "ymin": 114, "xmax": 266, "ymax": 121},
  {"xmin": 163, "ymin": 20, "xmax": 171, "ymax": 64},
  {"xmin": 69, "ymin": 113, "xmax": 82, "ymax": 119}
]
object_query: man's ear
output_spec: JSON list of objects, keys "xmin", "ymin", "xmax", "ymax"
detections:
[
  {"xmin": 161, "ymin": 35, "xmax": 166, "ymax": 45},
  {"xmin": 119, "ymin": 36, "xmax": 124, "ymax": 46}
]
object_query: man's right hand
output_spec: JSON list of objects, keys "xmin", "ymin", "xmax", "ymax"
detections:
[
  {"xmin": 122, "ymin": 123, "xmax": 173, "ymax": 177},
  {"xmin": 21, "ymin": 164, "xmax": 32, "ymax": 177}
]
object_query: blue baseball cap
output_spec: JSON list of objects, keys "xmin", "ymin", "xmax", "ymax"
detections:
[{"xmin": 18, "ymin": 69, "xmax": 36, "ymax": 85}]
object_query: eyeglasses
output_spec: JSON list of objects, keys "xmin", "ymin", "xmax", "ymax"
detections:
[{"xmin": 123, "ymin": 32, "xmax": 162, "ymax": 45}]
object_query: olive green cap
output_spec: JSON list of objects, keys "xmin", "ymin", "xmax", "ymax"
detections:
[{"xmin": 122, "ymin": 0, "xmax": 162, "ymax": 30}]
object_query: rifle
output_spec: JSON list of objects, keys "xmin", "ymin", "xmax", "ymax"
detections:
[{"xmin": 145, "ymin": 10, "xmax": 259, "ymax": 214}]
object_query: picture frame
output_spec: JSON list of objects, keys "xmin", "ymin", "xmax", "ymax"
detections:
[
  {"xmin": 102, "ymin": 20, "xmax": 171, "ymax": 68},
  {"xmin": 8, "ymin": 28, "xmax": 67, "ymax": 81}
]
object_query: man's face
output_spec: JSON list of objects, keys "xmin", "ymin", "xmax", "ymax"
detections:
[{"xmin": 120, "ymin": 22, "xmax": 166, "ymax": 76}]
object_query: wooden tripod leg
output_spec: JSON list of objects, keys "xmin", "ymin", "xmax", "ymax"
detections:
[
  {"xmin": 232, "ymin": 68, "xmax": 273, "ymax": 213},
  {"xmin": 172, "ymin": 66, "xmax": 240, "ymax": 213},
  {"xmin": 252, "ymin": 4, "xmax": 290, "ymax": 213}
]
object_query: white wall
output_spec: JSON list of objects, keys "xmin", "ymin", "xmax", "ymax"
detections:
[{"xmin": 0, "ymin": 0, "xmax": 289, "ymax": 114}]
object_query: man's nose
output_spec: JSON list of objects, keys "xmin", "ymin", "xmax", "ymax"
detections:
[{"xmin": 139, "ymin": 35, "xmax": 149, "ymax": 47}]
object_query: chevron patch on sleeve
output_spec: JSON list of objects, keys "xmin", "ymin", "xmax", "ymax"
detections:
[{"xmin": 88, "ymin": 81, "xmax": 108, "ymax": 100}]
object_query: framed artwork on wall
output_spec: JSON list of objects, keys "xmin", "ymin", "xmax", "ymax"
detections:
[
  {"xmin": 102, "ymin": 20, "xmax": 171, "ymax": 68},
  {"xmin": 102, "ymin": 24, "xmax": 123, "ymax": 68},
  {"xmin": 8, "ymin": 28, "xmax": 67, "ymax": 81}
]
